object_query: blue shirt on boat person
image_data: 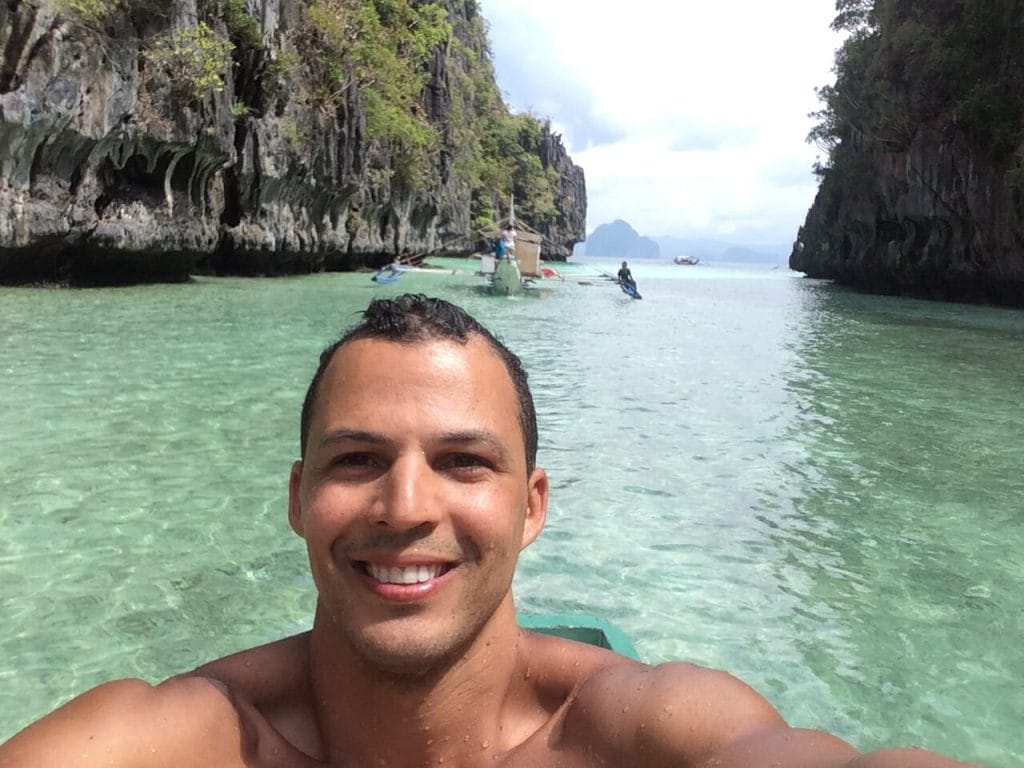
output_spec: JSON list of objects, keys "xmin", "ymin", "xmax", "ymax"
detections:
[
  {"xmin": 494, "ymin": 237, "xmax": 506, "ymax": 260},
  {"xmin": 0, "ymin": 294, "xmax": 979, "ymax": 768}
]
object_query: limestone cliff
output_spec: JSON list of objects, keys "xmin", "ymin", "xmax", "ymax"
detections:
[
  {"xmin": 792, "ymin": 126, "xmax": 1024, "ymax": 307},
  {"xmin": 0, "ymin": 0, "xmax": 586, "ymax": 284},
  {"xmin": 791, "ymin": 3, "xmax": 1024, "ymax": 308}
]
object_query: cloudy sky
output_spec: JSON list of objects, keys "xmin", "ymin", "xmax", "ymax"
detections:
[{"xmin": 477, "ymin": 1, "xmax": 844, "ymax": 247}]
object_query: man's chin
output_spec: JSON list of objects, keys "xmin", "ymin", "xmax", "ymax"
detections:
[{"xmin": 350, "ymin": 629, "xmax": 475, "ymax": 679}]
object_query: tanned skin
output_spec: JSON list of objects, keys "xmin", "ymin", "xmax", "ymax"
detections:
[{"xmin": 0, "ymin": 331, "xmax": 979, "ymax": 768}]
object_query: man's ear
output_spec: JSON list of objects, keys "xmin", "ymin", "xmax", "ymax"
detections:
[
  {"xmin": 288, "ymin": 460, "xmax": 305, "ymax": 537},
  {"xmin": 521, "ymin": 468, "xmax": 549, "ymax": 550}
]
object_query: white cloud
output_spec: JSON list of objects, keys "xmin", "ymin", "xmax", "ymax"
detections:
[{"xmin": 478, "ymin": 0, "xmax": 842, "ymax": 245}]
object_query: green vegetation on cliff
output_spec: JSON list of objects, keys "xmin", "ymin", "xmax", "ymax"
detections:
[
  {"xmin": 297, "ymin": 0, "xmax": 562, "ymax": 226},
  {"xmin": 53, "ymin": 0, "xmax": 562, "ymax": 229},
  {"xmin": 302, "ymin": 0, "xmax": 449, "ymax": 190},
  {"xmin": 795, "ymin": 0, "xmax": 1024, "ymax": 306},
  {"xmin": 0, "ymin": 0, "xmax": 584, "ymax": 285},
  {"xmin": 810, "ymin": 0, "xmax": 1024, "ymax": 168}
]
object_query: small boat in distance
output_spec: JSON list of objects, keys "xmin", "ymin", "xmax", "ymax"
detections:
[
  {"xmin": 371, "ymin": 265, "xmax": 404, "ymax": 284},
  {"xmin": 372, "ymin": 261, "xmax": 457, "ymax": 284},
  {"xmin": 673, "ymin": 255, "xmax": 699, "ymax": 265}
]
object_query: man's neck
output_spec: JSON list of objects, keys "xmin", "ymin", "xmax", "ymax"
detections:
[{"xmin": 307, "ymin": 598, "xmax": 536, "ymax": 767}]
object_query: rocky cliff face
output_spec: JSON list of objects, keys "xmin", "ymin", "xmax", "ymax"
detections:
[
  {"xmin": 536, "ymin": 126, "xmax": 585, "ymax": 260},
  {"xmin": 792, "ymin": 123, "xmax": 1024, "ymax": 307},
  {"xmin": 792, "ymin": 126, "xmax": 1024, "ymax": 307},
  {"xmin": 0, "ymin": 0, "xmax": 586, "ymax": 284},
  {"xmin": 791, "ymin": 0, "xmax": 1024, "ymax": 311}
]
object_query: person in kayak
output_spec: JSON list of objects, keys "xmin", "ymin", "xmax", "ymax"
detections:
[
  {"xmin": 618, "ymin": 260, "xmax": 637, "ymax": 290},
  {"xmin": 0, "ymin": 294, "xmax": 977, "ymax": 768}
]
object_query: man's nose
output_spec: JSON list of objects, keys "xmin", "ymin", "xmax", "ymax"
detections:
[{"xmin": 372, "ymin": 453, "xmax": 442, "ymax": 532}]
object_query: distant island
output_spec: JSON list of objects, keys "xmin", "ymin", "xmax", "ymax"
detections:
[{"xmin": 576, "ymin": 219, "xmax": 789, "ymax": 264}]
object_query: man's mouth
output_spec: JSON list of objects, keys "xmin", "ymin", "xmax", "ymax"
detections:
[{"xmin": 363, "ymin": 563, "xmax": 451, "ymax": 584}]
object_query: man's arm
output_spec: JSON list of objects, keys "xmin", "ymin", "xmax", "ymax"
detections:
[
  {"xmin": 0, "ymin": 677, "xmax": 246, "ymax": 768},
  {"xmin": 698, "ymin": 726, "xmax": 981, "ymax": 768},
  {"xmin": 578, "ymin": 661, "xmax": 980, "ymax": 768}
]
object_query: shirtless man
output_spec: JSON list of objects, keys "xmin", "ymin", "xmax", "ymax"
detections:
[{"xmin": 0, "ymin": 294, "xmax": 976, "ymax": 767}]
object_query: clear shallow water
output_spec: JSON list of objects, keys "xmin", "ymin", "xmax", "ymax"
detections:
[{"xmin": 1, "ymin": 261, "xmax": 1022, "ymax": 765}]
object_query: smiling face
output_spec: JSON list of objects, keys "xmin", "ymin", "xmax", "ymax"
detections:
[{"xmin": 289, "ymin": 335, "xmax": 548, "ymax": 673}]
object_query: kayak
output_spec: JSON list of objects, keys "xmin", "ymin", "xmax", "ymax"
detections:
[
  {"xmin": 619, "ymin": 281, "xmax": 642, "ymax": 300},
  {"xmin": 372, "ymin": 268, "xmax": 404, "ymax": 284},
  {"xmin": 519, "ymin": 614, "xmax": 640, "ymax": 660}
]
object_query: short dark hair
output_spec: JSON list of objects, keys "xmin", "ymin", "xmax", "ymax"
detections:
[{"xmin": 299, "ymin": 294, "xmax": 538, "ymax": 472}]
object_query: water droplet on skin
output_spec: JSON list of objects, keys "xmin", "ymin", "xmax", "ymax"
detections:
[{"xmin": 481, "ymin": 740, "xmax": 490, "ymax": 749}]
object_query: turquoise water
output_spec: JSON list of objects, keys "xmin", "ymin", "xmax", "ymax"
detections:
[{"xmin": 1, "ymin": 260, "xmax": 1022, "ymax": 765}]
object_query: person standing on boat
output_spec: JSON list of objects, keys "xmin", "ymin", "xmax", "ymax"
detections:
[
  {"xmin": 0, "ymin": 295, "xmax": 978, "ymax": 768},
  {"xmin": 502, "ymin": 224, "xmax": 517, "ymax": 257},
  {"xmin": 493, "ymin": 236, "xmax": 506, "ymax": 261}
]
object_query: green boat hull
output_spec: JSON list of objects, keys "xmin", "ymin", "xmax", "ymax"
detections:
[{"xmin": 518, "ymin": 614, "xmax": 640, "ymax": 661}]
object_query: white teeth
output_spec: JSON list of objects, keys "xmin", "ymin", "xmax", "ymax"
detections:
[{"xmin": 367, "ymin": 563, "xmax": 443, "ymax": 584}]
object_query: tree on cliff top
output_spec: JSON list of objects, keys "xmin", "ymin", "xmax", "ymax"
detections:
[
  {"xmin": 298, "ymin": 0, "xmax": 560, "ymax": 229},
  {"xmin": 809, "ymin": 0, "xmax": 1024, "ymax": 167}
]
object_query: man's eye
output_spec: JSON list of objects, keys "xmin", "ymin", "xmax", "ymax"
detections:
[
  {"xmin": 331, "ymin": 453, "xmax": 378, "ymax": 469},
  {"xmin": 441, "ymin": 454, "xmax": 490, "ymax": 472}
]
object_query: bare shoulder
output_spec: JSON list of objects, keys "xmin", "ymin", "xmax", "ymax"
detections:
[
  {"xmin": 0, "ymin": 675, "xmax": 246, "ymax": 768},
  {"xmin": 557, "ymin": 658, "xmax": 787, "ymax": 765},
  {"xmin": 188, "ymin": 631, "xmax": 311, "ymax": 706},
  {"xmin": 0, "ymin": 634, "xmax": 315, "ymax": 768}
]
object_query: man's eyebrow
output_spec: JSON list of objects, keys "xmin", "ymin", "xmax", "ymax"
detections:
[
  {"xmin": 437, "ymin": 430, "xmax": 509, "ymax": 454},
  {"xmin": 317, "ymin": 430, "xmax": 509, "ymax": 454},
  {"xmin": 318, "ymin": 429, "xmax": 509, "ymax": 453},
  {"xmin": 319, "ymin": 429, "xmax": 388, "ymax": 448}
]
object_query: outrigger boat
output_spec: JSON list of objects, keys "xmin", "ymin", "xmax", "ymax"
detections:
[
  {"xmin": 479, "ymin": 196, "xmax": 546, "ymax": 295},
  {"xmin": 673, "ymin": 255, "xmax": 699, "ymax": 265}
]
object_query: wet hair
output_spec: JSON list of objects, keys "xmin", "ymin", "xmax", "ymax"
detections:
[{"xmin": 300, "ymin": 294, "xmax": 538, "ymax": 472}]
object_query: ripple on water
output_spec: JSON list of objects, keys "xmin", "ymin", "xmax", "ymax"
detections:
[{"xmin": 2, "ymin": 272, "xmax": 1023, "ymax": 764}]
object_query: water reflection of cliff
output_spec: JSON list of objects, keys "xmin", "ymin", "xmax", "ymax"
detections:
[{"xmin": 768, "ymin": 281, "xmax": 1024, "ymax": 765}]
